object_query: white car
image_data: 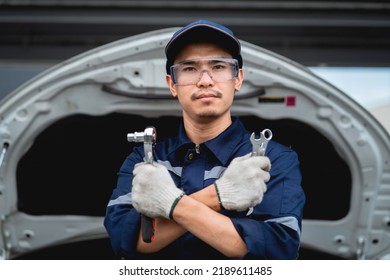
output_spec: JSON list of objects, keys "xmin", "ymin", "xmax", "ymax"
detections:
[{"xmin": 1, "ymin": 27, "xmax": 389, "ymax": 260}]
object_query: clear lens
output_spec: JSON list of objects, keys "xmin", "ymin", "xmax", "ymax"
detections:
[{"xmin": 170, "ymin": 58, "xmax": 239, "ymax": 86}]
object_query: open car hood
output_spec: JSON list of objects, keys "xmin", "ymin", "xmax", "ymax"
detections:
[{"xmin": 1, "ymin": 28, "xmax": 389, "ymax": 260}]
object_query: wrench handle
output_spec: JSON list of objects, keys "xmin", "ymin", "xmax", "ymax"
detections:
[
  {"xmin": 127, "ymin": 126, "xmax": 156, "ymax": 243},
  {"xmin": 142, "ymin": 127, "xmax": 156, "ymax": 243},
  {"xmin": 141, "ymin": 215, "xmax": 155, "ymax": 243}
]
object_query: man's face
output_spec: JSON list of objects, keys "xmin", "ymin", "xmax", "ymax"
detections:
[{"xmin": 166, "ymin": 42, "xmax": 243, "ymax": 122}]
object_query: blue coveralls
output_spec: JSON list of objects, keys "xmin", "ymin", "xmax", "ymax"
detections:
[{"xmin": 104, "ymin": 117, "xmax": 305, "ymax": 259}]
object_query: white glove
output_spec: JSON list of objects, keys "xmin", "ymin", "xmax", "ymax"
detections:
[
  {"xmin": 215, "ymin": 153, "xmax": 271, "ymax": 211},
  {"xmin": 132, "ymin": 162, "xmax": 184, "ymax": 219}
]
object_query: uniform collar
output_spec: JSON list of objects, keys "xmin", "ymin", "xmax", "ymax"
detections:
[{"xmin": 172, "ymin": 117, "xmax": 247, "ymax": 165}]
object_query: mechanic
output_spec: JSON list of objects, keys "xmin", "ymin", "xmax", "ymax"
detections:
[{"xmin": 104, "ymin": 19, "xmax": 305, "ymax": 259}]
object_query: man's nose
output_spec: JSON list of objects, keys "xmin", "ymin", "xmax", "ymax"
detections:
[{"xmin": 197, "ymin": 70, "xmax": 214, "ymax": 85}]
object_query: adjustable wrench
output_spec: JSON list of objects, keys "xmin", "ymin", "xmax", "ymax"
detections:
[{"xmin": 127, "ymin": 126, "xmax": 156, "ymax": 243}]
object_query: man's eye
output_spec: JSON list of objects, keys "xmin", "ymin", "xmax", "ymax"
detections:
[
  {"xmin": 213, "ymin": 64, "xmax": 228, "ymax": 70},
  {"xmin": 181, "ymin": 66, "xmax": 197, "ymax": 72}
]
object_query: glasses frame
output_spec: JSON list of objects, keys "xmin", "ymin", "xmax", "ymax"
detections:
[{"xmin": 170, "ymin": 57, "xmax": 239, "ymax": 86}]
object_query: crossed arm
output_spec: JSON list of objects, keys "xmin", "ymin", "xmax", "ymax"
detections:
[
  {"xmin": 132, "ymin": 153, "xmax": 271, "ymax": 258},
  {"xmin": 136, "ymin": 184, "xmax": 247, "ymax": 258}
]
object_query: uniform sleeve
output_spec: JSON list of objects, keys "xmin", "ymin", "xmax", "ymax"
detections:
[
  {"xmin": 230, "ymin": 146, "xmax": 306, "ymax": 259},
  {"xmin": 104, "ymin": 147, "xmax": 144, "ymax": 258}
]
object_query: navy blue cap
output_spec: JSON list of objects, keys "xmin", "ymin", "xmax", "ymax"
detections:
[{"xmin": 165, "ymin": 20, "xmax": 243, "ymax": 74}]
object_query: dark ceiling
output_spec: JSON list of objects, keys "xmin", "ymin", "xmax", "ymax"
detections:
[{"xmin": 1, "ymin": 0, "xmax": 390, "ymax": 67}]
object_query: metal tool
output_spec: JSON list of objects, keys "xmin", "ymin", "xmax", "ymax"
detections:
[
  {"xmin": 127, "ymin": 126, "xmax": 156, "ymax": 243},
  {"xmin": 250, "ymin": 128, "xmax": 273, "ymax": 156},
  {"xmin": 247, "ymin": 128, "xmax": 273, "ymax": 216}
]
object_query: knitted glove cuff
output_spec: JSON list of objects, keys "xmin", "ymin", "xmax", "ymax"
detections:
[
  {"xmin": 168, "ymin": 192, "xmax": 185, "ymax": 220},
  {"xmin": 214, "ymin": 182, "xmax": 225, "ymax": 211}
]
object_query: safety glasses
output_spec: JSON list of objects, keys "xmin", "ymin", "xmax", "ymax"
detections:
[{"xmin": 170, "ymin": 57, "xmax": 239, "ymax": 86}]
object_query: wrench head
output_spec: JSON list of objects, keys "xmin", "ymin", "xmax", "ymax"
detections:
[
  {"xmin": 250, "ymin": 132, "xmax": 263, "ymax": 156},
  {"xmin": 250, "ymin": 129, "xmax": 272, "ymax": 156},
  {"xmin": 250, "ymin": 132, "xmax": 261, "ymax": 143}
]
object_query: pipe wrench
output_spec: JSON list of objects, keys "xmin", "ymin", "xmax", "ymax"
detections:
[{"xmin": 127, "ymin": 126, "xmax": 156, "ymax": 243}]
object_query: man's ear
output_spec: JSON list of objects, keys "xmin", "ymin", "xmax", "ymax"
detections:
[
  {"xmin": 234, "ymin": 69, "xmax": 244, "ymax": 92},
  {"xmin": 166, "ymin": 75, "xmax": 177, "ymax": 97}
]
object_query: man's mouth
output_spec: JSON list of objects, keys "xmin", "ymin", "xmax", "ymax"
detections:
[
  {"xmin": 197, "ymin": 93, "xmax": 217, "ymax": 99},
  {"xmin": 192, "ymin": 90, "xmax": 222, "ymax": 101}
]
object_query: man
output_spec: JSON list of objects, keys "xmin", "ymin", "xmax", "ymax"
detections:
[{"xmin": 104, "ymin": 19, "xmax": 305, "ymax": 259}]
